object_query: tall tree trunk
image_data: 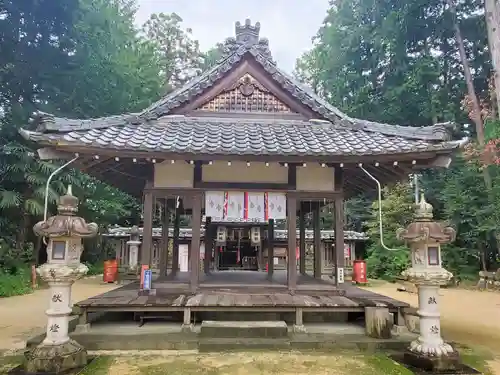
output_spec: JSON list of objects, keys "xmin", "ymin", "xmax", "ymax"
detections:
[
  {"xmin": 485, "ymin": 0, "xmax": 500, "ymax": 118},
  {"xmin": 448, "ymin": 0, "xmax": 500, "ymax": 259}
]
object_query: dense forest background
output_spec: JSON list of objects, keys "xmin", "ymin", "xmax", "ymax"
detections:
[{"xmin": 1, "ymin": 0, "xmax": 499, "ymax": 296}]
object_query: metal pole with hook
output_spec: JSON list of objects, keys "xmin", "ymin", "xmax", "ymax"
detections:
[
  {"xmin": 358, "ymin": 164, "xmax": 401, "ymax": 252},
  {"xmin": 42, "ymin": 155, "xmax": 79, "ymax": 244}
]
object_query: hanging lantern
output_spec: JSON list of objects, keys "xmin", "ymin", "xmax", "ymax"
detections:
[
  {"xmin": 250, "ymin": 227, "xmax": 261, "ymax": 245},
  {"xmin": 216, "ymin": 226, "xmax": 227, "ymax": 245}
]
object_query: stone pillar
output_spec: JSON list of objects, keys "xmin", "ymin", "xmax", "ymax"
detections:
[
  {"xmin": 26, "ymin": 186, "xmax": 98, "ymax": 374},
  {"xmin": 397, "ymin": 194, "xmax": 459, "ymax": 372}
]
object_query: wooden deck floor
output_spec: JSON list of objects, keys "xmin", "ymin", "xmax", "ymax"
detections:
[{"xmin": 77, "ymin": 271, "xmax": 408, "ymax": 312}]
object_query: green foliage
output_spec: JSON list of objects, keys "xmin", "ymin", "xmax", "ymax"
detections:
[
  {"xmin": 0, "ymin": 268, "xmax": 32, "ymax": 297},
  {"xmin": 297, "ymin": 0, "xmax": 495, "ymax": 279},
  {"xmin": 142, "ymin": 12, "xmax": 204, "ymax": 93},
  {"xmin": 364, "ymin": 183, "xmax": 414, "ymax": 280}
]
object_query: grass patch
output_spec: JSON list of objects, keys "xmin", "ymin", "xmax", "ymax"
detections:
[
  {"xmin": 362, "ymin": 354, "xmax": 414, "ymax": 375},
  {"xmin": 459, "ymin": 346, "xmax": 495, "ymax": 375},
  {"xmin": 0, "ymin": 355, "xmax": 23, "ymax": 373},
  {"xmin": 79, "ymin": 356, "xmax": 114, "ymax": 375},
  {"xmin": 108, "ymin": 351, "xmax": 412, "ymax": 375}
]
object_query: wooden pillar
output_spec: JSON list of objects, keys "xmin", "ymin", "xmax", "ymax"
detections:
[
  {"xmin": 159, "ymin": 199, "xmax": 170, "ymax": 277},
  {"xmin": 141, "ymin": 189, "xmax": 154, "ymax": 267},
  {"xmin": 287, "ymin": 195, "xmax": 297, "ymax": 291},
  {"xmin": 259, "ymin": 227, "xmax": 265, "ymax": 271},
  {"xmin": 334, "ymin": 167, "xmax": 345, "ymax": 286},
  {"xmin": 214, "ymin": 228, "xmax": 219, "ymax": 272},
  {"xmin": 171, "ymin": 205, "xmax": 180, "ymax": 276},
  {"xmin": 313, "ymin": 206, "xmax": 322, "ymax": 279},
  {"xmin": 267, "ymin": 219, "xmax": 275, "ymax": 278},
  {"xmin": 204, "ymin": 217, "xmax": 212, "ymax": 274},
  {"xmin": 190, "ymin": 193, "xmax": 202, "ymax": 293},
  {"xmin": 299, "ymin": 203, "xmax": 306, "ymax": 275}
]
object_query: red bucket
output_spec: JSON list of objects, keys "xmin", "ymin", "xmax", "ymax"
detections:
[{"xmin": 103, "ymin": 259, "xmax": 118, "ymax": 283}]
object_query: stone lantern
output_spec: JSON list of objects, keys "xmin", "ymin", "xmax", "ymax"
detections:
[
  {"xmin": 26, "ymin": 186, "xmax": 98, "ymax": 374},
  {"xmin": 127, "ymin": 225, "xmax": 141, "ymax": 271},
  {"xmin": 396, "ymin": 194, "xmax": 458, "ymax": 371}
]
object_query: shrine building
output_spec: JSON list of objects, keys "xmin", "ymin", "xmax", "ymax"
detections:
[{"xmin": 20, "ymin": 20, "xmax": 464, "ymax": 333}]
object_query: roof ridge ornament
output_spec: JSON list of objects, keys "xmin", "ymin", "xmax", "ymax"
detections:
[
  {"xmin": 219, "ymin": 19, "xmax": 274, "ymax": 62},
  {"xmin": 235, "ymin": 19, "xmax": 260, "ymax": 46}
]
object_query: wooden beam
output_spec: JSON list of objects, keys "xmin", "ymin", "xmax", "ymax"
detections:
[
  {"xmin": 141, "ymin": 187, "xmax": 154, "ymax": 267},
  {"xmin": 159, "ymin": 199, "xmax": 170, "ymax": 277},
  {"xmin": 267, "ymin": 219, "xmax": 275, "ymax": 278},
  {"xmin": 313, "ymin": 207, "xmax": 322, "ymax": 279},
  {"xmin": 171, "ymin": 206, "xmax": 181, "ymax": 276},
  {"xmin": 287, "ymin": 195, "xmax": 297, "ymax": 292},
  {"xmin": 334, "ymin": 193, "xmax": 345, "ymax": 286},
  {"xmin": 194, "ymin": 181, "xmax": 291, "ymax": 191},
  {"xmin": 190, "ymin": 193, "xmax": 202, "ymax": 293},
  {"xmin": 299, "ymin": 203, "xmax": 306, "ymax": 275},
  {"xmin": 204, "ymin": 217, "xmax": 212, "ymax": 274}
]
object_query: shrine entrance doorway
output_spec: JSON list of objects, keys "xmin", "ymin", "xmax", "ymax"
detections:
[{"xmin": 214, "ymin": 225, "xmax": 260, "ymax": 271}]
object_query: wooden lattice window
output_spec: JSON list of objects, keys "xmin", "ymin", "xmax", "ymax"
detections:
[{"xmin": 200, "ymin": 74, "xmax": 293, "ymax": 113}]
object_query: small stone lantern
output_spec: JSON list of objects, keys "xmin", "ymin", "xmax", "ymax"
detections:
[
  {"xmin": 396, "ymin": 194, "xmax": 458, "ymax": 371},
  {"xmin": 26, "ymin": 186, "xmax": 98, "ymax": 374},
  {"xmin": 127, "ymin": 225, "xmax": 141, "ymax": 271}
]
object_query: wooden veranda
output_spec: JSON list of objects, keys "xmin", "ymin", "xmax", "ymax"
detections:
[{"xmin": 76, "ymin": 271, "xmax": 409, "ymax": 329}]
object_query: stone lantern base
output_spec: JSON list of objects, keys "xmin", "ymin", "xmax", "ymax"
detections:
[
  {"xmin": 24, "ymin": 340, "xmax": 87, "ymax": 374},
  {"xmin": 403, "ymin": 348, "xmax": 461, "ymax": 372}
]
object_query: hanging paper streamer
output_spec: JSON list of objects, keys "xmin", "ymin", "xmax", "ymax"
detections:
[
  {"xmin": 247, "ymin": 192, "xmax": 265, "ymax": 221},
  {"xmin": 226, "ymin": 192, "xmax": 245, "ymax": 219},
  {"xmin": 205, "ymin": 191, "xmax": 225, "ymax": 219},
  {"xmin": 267, "ymin": 192, "xmax": 287, "ymax": 220}
]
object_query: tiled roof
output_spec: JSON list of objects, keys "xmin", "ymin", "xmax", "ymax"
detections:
[
  {"xmin": 20, "ymin": 19, "xmax": 463, "ymax": 158},
  {"xmin": 104, "ymin": 226, "xmax": 369, "ymax": 241},
  {"xmin": 20, "ymin": 116, "xmax": 462, "ymax": 158}
]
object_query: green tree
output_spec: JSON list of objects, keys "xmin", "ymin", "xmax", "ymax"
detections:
[
  {"xmin": 364, "ymin": 183, "xmax": 414, "ymax": 280},
  {"xmin": 142, "ymin": 12, "xmax": 203, "ymax": 93}
]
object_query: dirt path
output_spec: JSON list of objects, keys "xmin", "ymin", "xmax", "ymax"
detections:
[
  {"xmin": 366, "ymin": 283, "xmax": 500, "ymax": 374},
  {"xmin": 0, "ymin": 277, "xmax": 117, "ymax": 350}
]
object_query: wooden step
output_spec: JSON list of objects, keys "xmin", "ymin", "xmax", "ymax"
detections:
[{"xmin": 199, "ymin": 320, "xmax": 288, "ymax": 338}]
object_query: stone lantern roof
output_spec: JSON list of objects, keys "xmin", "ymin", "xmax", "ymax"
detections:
[
  {"xmin": 397, "ymin": 194, "xmax": 456, "ymax": 244},
  {"xmin": 33, "ymin": 186, "xmax": 98, "ymax": 238}
]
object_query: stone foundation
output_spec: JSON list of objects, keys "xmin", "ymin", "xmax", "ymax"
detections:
[
  {"xmin": 403, "ymin": 348, "xmax": 461, "ymax": 372},
  {"xmin": 24, "ymin": 339, "xmax": 87, "ymax": 374}
]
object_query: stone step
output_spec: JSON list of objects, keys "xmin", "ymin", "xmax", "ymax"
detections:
[
  {"xmin": 198, "ymin": 337, "xmax": 290, "ymax": 352},
  {"xmin": 199, "ymin": 320, "xmax": 288, "ymax": 338}
]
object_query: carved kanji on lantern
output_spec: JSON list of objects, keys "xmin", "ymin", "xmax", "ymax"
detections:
[
  {"xmin": 397, "ymin": 194, "xmax": 461, "ymax": 371},
  {"xmin": 25, "ymin": 186, "xmax": 98, "ymax": 373}
]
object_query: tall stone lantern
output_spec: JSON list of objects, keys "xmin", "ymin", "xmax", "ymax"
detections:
[
  {"xmin": 26, "ymin": 186, "xmax": 98, "ymax": 374},
  {"xmin": 396, "ymin": 194, "xmax": 458, "ymax": 371}
]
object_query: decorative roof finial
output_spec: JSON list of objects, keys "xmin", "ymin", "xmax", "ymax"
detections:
[
  {"xmin": 415, "ymin": 193, "xmax": 433, "ymax": 220},
  {"xmin": 235, "ymin": 19, "xmax": 261, "ymax": 46},
  {"xmin": 57, "ymin": 184, "xmax": 79, "ymax": 216}
]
